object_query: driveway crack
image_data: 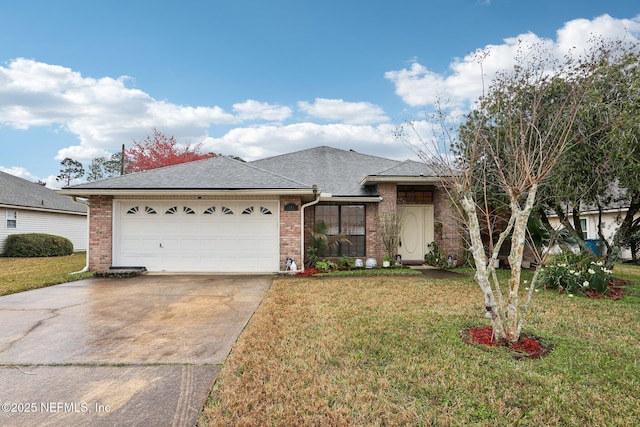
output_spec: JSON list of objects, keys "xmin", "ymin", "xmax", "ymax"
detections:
[{"xmin": 0, "ymin": 307, "xmax": 65, "ymax": 355}]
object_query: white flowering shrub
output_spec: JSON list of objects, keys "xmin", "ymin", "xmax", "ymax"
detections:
[{"xmin": 537, "ymin": 252, "xmax": 612, "ymax": 296}]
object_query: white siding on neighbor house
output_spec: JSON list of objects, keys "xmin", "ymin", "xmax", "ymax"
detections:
[
  {"xmin": 548, "ymin": 209, "xmax": 639, "ymax": 259},
  {"xmin": 0, "ymin": 207, "xmax": 87, "ymax": 254}
]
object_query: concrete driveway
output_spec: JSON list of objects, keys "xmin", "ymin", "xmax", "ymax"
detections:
[{"xmin": 0, "ymin": 274, "xmax": 272, "ymax": 426}]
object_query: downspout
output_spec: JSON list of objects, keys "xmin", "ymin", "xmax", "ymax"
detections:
[
  {"xmin": 70, "ymin": 196, "xmax": 90, "ymax": 274},
  {"xmin": 299, "ymin": 185, "xmax": 321, "ymax": 270}
]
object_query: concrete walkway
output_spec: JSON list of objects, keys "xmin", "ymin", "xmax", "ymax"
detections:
[{"xmin": 0, "ymin": 275, "xmax": 272, "ymax": 426}]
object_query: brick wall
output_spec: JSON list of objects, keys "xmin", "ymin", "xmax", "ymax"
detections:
[
  {"xmin": 367, "ymin": 182, "xmax": 397, "ymax": 260},
  {"xmin": 88, "ymin": 195, "xmax": 113, "ymax": 272},
  {"xmin": 279, "ymin": 196, "xmax": 302, "ymax": 269},
  {"xmin": 433, "ymin": 186, "xmax": 465, "ymax": 261}
]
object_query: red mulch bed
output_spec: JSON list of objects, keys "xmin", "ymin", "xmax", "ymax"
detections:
[
  {"xmin": 584, "ymin": 278, "xmax": 630, "ymax": 300},
  {"xmin": 295, "ymin": 268, "xmax": 323, "ymax": 277},
  {"xmin": 462, "ymin": 326, "xmax": 553, "ymax": 359}
]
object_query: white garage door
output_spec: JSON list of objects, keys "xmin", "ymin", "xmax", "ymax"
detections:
[{"xmin": 114, "ymin": 200, "xmax": 280, "ymax": 272}]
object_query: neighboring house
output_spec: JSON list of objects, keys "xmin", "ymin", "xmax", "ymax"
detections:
[
  {"xmin": 547, "ymin": 202, "xmax": 639, "ymax": 259},
  {"xmin": 0, "ymin": 171, "xmax": 87, "ymax": 254},
  {"xmin": 60, "ymin": 146, "xmax": 462, "ymax": 273}
]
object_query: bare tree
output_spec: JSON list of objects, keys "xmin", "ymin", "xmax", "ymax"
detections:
[
  {"xmin": 377, "ymin": 208, "xmax": 403, "ymax": 262},
  {"xmin": 397, "ymin": 42, "xmax": 589, "ymax": 343}
]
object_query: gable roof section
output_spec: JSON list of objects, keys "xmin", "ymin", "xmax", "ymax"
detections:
[
  {"xmin": 250, "ymin": 146, "xmax": 401, "ymax": 197},
  {"xmin": 0, "ymin": 171, "xmax": 86, "ymax": 214},
  {"xmin": 63, "ymin": 156, "xmax": 312, "ymax": 195},
  {"xmin": 360, "ymin": 159, "xmax": 441, "ymax": 186},
  {"xmin": 374, "ymin": 160, "xmax": 437, "ymax": 176}
]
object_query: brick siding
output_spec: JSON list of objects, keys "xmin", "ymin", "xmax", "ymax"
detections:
[
  {"xmin": 279, "ymin": 196, "xmax": 302, "ymax": 269},
  {"xmin": 88, "ymin": 195, "xmax": 113, "ymax": 272},
  {"xmin": 433, "ymin": 186, "xmax": 465, "ymax": 261}
]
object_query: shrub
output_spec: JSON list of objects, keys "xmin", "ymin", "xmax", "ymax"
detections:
[
  {"xmin": 424, "ymin": 241, "xmax": 449, "ymax": 269},
  {"xmin": 537, "ymin": 251, "xmax": 612, "ymax": 296},
  {"xmin": 315, "ymin": 260, "xmax": 337, "ymax": 273},
  {"xmin": 337, "ymin": 256, "xmax": 355, "ymax": 269},
  {"xmin": 4, "ymin": 234, "xmax": 74, "ymax": 257}
]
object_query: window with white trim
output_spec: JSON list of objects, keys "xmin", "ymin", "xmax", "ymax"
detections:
[{"xmin": 6, "ymin": 210, "xmax": 17, "ymax": 229}]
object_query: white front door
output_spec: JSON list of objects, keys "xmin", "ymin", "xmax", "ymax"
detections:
[{"xmin": 398, "ymin": 205, "xmax": 434, "ymax": 262}]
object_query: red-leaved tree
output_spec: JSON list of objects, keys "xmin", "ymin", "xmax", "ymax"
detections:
[{"xmin": 125, "ymin": 128, "xmax": 214, "ymax": 173}]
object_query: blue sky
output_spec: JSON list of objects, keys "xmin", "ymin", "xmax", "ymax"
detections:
[{"xmin": 1, "ymin": 1, "xmax": 639, "ymax": 187}]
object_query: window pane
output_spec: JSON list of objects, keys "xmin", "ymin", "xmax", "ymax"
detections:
[
  {"xmin": 315, "ymin": 205, "xmax": 339, "ymax": 235},
  {"xmin": 580, "ymin": 218, "xmax": 588, "ymax": 240},
  {"xmin": 6, "ymin": 211, "xmax": 17, "ymax": 229},
  {"xmin": 341, "ymin": 205, "xmax": 365, "ymax": 236},
  {"xmin": 343, "ymin": 236, "xmax": 365, "ymax": 257}
]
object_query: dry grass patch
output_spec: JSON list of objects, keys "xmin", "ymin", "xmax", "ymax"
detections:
[
  {"xmin": 0, "ymin": 252, "xmax": 92, "ymax": 296},
  {"xmin": 200, "ymin": 273, "xmax": 640, "ymax": 426}
]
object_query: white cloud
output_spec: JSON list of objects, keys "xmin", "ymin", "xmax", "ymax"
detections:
[
  {"xmin": 201, "ymin": 122, "xmax": 402, "ymax": 161},
  {"xmin": 556, "ymin": 14, "xmax": 640, "ymax": 56},
  {"xmin": 386, "ymin": 14, "xmax": 640, "ymax": 108},
  {"xmin": 298, "ymin": 98, "xmax": 389, "ymax": 125},
  {"xmin": 0, "ymin": 58, "xmax": 276, "ymax": 163},
  {"xmin": 232, "ymin": 99, "xmax": 292, "ymax": 121},
  {"xmin": 0, "ymin": 166, "xmax": 39, "ymax": 182}
]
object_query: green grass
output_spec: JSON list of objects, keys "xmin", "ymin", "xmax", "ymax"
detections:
[
  {"xmin": 315, "ymin": 267, "xmax": 423, "ymax": 277},
  {"xmin": 199, "ymin": 265, "xmax": 640, "ymax": 426},
  {"xmin": 0, "ymin": 252, "xmax": 93, "ymax": 296}
]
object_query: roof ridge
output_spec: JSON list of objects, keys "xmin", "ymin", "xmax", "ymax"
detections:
[
  {"xmin": 253, "ymin": 145, "xmax": 399, "ymax": 164},
  {"xmin": 372, "ymin": 159, "xmax": 411, "ymax": 175}
]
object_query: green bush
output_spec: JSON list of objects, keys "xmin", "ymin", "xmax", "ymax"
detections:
[
  {"xmin": 315, "ymin": 260, "xmax": 337, "ymax": 272},
  {"xmin": 424, "ymin": 241, "xmax": 449, "ymax": 269},
  {"xmin": 4, "ymin": 234, "xmax": 74, "ymax": 257},
  {"xmin": 537, "ymin": 251, "xmax": 612, "ymax": 296}
]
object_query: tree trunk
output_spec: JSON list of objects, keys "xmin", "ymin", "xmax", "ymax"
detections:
[
  {"xmin": 553, "ymin": 203, "xmax": 591, "ymax": 253},
  {"xmin": 608, "ymin": 192, "xmax": 640, "ymax": 268},
  {"xmin": 505, "ymin": 185, "xmax": 537, "ymax": 343},
  {"xmin": 460, "ymin": 192, "xmax": 507, "ymax": 342}
]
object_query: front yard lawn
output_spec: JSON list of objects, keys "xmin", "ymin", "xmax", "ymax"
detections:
[
  {"xmin": 200, "ymin": 266, "xmax": 640, "ymax": 426},
  {"xmin": 0, "ymin": 252, "xmax": 93, "ymax": 296}
]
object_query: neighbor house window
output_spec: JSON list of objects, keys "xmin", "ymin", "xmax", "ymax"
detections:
[
  {"xmin": 314, "ymin": 205, "xmax": 365, "ymax": 257},
  {"xmin": 6, "ymin": 210, "xmax": 17, "ymax": 229},
  {"xmin": 580, "ymin": 218, "xmax": 588, "ymax": 240}
]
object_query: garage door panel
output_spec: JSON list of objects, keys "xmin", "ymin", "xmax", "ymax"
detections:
[
  {"xmin": 121, "ymin": 237, "xmax": 161, "ymax": 251},
  {"xmin": 115, "ymin": 201, "xmax": 280, "ymax": 272}
]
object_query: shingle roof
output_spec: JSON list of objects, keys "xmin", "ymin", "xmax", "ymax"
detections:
[
  {"xmin": 250, "ymin": 146, "xmax": 402, "ymax": 196},
  {"xmin": 0, "ymin": 171, "xmax": 86, "ymax": 213},
  {"xmin": 67, "ymin": 156, "xmax": 311, "ymax": 190},
  {"xmin": 371, "ymin": 160, "xmax": 438, "ymax": 177},
  {"xmin": 63, "ymin": 146, "xmax": 439, "ymax": 197}
]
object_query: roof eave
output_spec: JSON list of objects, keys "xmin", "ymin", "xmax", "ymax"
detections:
[
  {"xmin": 360, "ymin": 176, "xmax": 442, "ymax": 186},
  {"xmin": 318, "ymin": 194, "xmax": 382, "ymax": 203},
  {"xmin": 0, "ymin": 203, "xmax": 87, "ymax": 215},
  {"xmin": 57, "ymin": 188, "xmax": 317, "ymax": 198}
]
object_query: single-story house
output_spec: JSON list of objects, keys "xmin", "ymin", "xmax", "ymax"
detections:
[
  {"xmin": 0, "ymin": 171, "xmax": 87, "ymax": 254},
  {"xmin": 59, "ymin": 146, "xmax": 462, "ymax": 273}
]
